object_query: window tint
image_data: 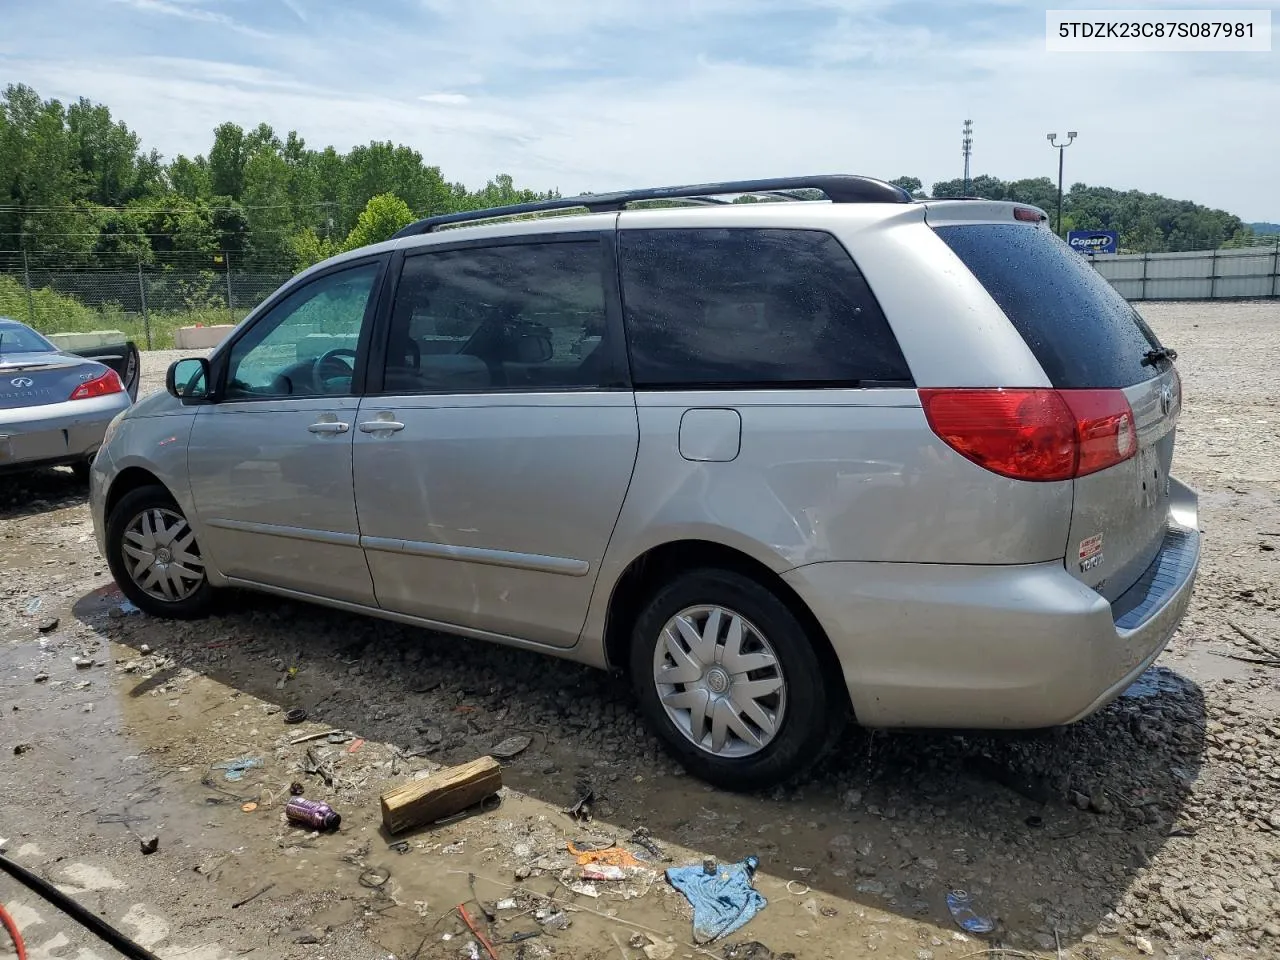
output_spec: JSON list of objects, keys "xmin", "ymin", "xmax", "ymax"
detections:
[
  {"xmin": 618, "ymin": 229, "xmax": 911, "ymax": 388},
  {"xmin": 934, "ymin": 224, "xmax": 1163, "ymax": 389},
  {"xmin": 382, "ymin": 240, "xmax": 615, "ymax": 393},
  {"xmin": 0, "ymin": 322, "xmax": 54, "ymax": 355},
  {"xmin": 225, "ymin": 262, "xmax": 379, "ymax": 400}
]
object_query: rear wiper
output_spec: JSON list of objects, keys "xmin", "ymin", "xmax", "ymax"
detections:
[{"xmin": 1141, "ymin": 346, "xmax": 1177, "ymax": 367}]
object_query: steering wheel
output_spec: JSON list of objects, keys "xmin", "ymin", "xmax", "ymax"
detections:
[{"xmin": 312, "ymin": 348, "xmax": 357, "ymax": 392}]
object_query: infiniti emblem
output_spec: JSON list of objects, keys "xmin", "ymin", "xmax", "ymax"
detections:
[
  {"xmin": 1159, "ymin": 383, "xmax": 1173, "ymax": 416},
  {"xmin": 10, "ymin": 377, "xmax": 33, "ymax": 388}
]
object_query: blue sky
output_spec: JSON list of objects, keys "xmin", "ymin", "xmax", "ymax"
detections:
[{"xmin": 2, "ymin": 0, "xmax": 1277, "ymax": 219}]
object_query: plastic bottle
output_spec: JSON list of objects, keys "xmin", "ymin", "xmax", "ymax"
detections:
[{"xmin": 285, "ymin": 797, "xmax": 341, "ymax": 831}]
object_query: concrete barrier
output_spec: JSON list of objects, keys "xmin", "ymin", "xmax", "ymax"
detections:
[
  {"xmin": 174, "ymin": 325, "xmax": 236, "ymax": 350},
  {"xmin": 47, "ymin": 330, "xmax": 127, "ymax": 351}
]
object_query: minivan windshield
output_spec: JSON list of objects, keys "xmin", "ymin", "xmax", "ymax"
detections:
[{"xmin": 933, "ymin": 223, "xmax": 1166, "ymax": 389}]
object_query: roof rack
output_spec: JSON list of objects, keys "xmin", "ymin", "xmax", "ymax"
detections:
[{"xmin": 391, "ymin": 175, "xmax": 912, "ymax": 238}]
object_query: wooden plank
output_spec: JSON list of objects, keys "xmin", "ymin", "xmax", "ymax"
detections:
[{"xmin": 380, "ymin": 756, "xmax": 502, "ymax": 835}]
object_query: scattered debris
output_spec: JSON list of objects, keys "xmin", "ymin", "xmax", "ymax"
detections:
[
  {"xmin": 24, "ymin": 596, "xmax": 42, "ymax": 614},
  {"xmin": 468, "ymin": 873, "xmax": 496, "ymax": 922},
  {"xmin": 284, "ymin": 708, "xmax": 308, "ymax": 724},
  {"xmin": 138, "ymin": 643, "xmax": 151, "ymax": 654},
  {"xmin": 290, "ymin": 729, "xmax": 340, "ymax": 745},
  {"xmin": 567, "ymin": 881, "xmax": 600, "ymax": 898},
  {"xmin": 347, "ymin": 737, "xmax": 365, "ymax": 753},
  {"xmin": 630, "ymin": 827, "xmax": 667, "ymax": 861},
  {"xmin": 785, "ymin": 880, "xmax": 810, "ymax": 896},
  {"xmin": 72, "ymin": 656, "xmax": 94, "ymax": 669},
  {"xmin": 139, "ymin": 836, "xmax": 159, "ymax": 855},
  {"xmin": 380, "ymin": 756, "xmax": 502, "ymax": 835},
  {"xmin": 285, "ymin": 797, "xmax": 342, "ymax": 831},
  {"xmin": 389, "ymin": 841, "xmax": 411, "ymax": 855},
  {"xmin": 213, "ymin": 756, "xmax": 263, "ymax": 782},
  {"xmin": 240, "ymin": 802, "xmax": 258, "ymax": 813},
  {"xmin": 667, "ymin": 856, "xmax": 766, "ymax": 944},
  {"xmin": 643, "ymin": 942, "xmax": 677, "ymax": 960},
  {"xmin": 32, "ymin": 673, "xmax": 48, "ymax": 684},
  {"xmin": 569, "ymin": 844, "xmax": 640, "ymax": 869},
  {"xmin": 289, "ymin": 781, "xmax": 305, "ymax": 796},
  {"xmin": 946, "ymin": 889, "xmax": 994, "ymax": 934},
  {"xmin": 490, "ymin": 734, "xmax": 532, "ymax": 760},
  {"xmin": 722, "ymin": 942, "xmax": 795, "ymax": 960},
  {"xmin": 457, "ymin": 903, "xmax": 499, "ymax": 960},
  {"xmin": 12, "ymin": 744, "xmax": 31, "ymax": 756},
  {"xmin": 359, "ymin": 867, "xmax": 391, "ymax": 889},
  {"xmin": 37, "ymin": 617, "xmax": 59, "ymax": 633},
  {"xmin": 231, "ymin": 883, "xmax": 274, "ymax": 908},
  {"xmin": 565, "ymin": 786, "xmax": 594, "ymax": 822}
]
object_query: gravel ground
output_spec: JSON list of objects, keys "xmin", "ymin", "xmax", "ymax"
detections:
[{"xmin": 1, "ymin": 301, "xmax": 1278, "ymax": 960}]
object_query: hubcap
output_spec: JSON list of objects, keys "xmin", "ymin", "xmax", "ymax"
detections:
[
  {"xmin": 120, "ymin": 507, "xmax": 205, "ymax": 602},
  {"xmin": 653, "ymin": 605, "xmax": 787, "ymax": 758}
]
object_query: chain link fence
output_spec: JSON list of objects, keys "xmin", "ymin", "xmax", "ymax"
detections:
[{"xmin": 0, "ymin": 251, "xmax": 295, "ymax": 349}]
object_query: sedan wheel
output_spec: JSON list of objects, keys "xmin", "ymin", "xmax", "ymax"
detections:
[{"xmin": 653, "ymin": 605, "xmax": 787, "ymax": 758}]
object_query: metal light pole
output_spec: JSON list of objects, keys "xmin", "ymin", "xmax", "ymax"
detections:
[
  {"xmin": 1046, "ymin": 131, "xmax": 1076, "ymax": 235},
  {"xmin": 962, "ymin": 119, "xmax": 973, "ymax": 196}
]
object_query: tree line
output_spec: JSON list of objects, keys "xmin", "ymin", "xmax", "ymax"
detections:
[
  {"xmin": 890, "ymin": 175, "xmax": 1256, "ymax": 252},
  {"xmin": 0, "ymin": 83, "xmax": 1261, "ymax": 272},
  {"xmin": 0, "ymin": 83, "xmax": 556, "ymax": 271}
]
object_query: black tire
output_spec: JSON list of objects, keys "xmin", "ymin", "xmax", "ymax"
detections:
[
  {"xmin": 629, "ymin": 568, "xmax": 840, "ymax": 792},
  {"xmin": 105, "ymin": 485, "xmax": 215, "ymax": 619},
  {"xmin": 70, "ymin": 460, "xmax": 92, "ymax": 483}
]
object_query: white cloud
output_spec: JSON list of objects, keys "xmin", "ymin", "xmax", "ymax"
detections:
[
  {"xmin": 419, "ymin": 93, "xmax": 470, "ymax": 105},
  {"xmin": 3, "ymin": 0, "xmax": 1277, "ymax": 218},
  {"xmin": 107, "ymin": 0, "xmax": 272, "ymax": 37}
]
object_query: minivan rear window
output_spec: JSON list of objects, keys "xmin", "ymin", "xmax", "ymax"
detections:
[{"xmin": 934, "ymin": 223, "xmax": 1164, "ymax": 389}]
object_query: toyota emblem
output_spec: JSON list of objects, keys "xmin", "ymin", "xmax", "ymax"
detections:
[
  {"xmin": 1159, "ymin": 383, "xmax": 1174, "ymax": 415},
  {"xmin": 10, "ymin": 377, "xmax": 33, "ymax": 388}
]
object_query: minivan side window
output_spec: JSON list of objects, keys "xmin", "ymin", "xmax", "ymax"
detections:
[
  {"xmin": 224, "ymin": 261, "xmax": 381, "ymax": 400},
  {"xmin": 618, "ymin": 229, "xmax": 913, "ymax": 388},
  {"xmin": 380, "ymin": 239, "xmax": 618, "ymax": 394}
]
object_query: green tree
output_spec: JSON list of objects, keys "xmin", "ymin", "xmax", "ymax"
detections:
[
  {"xmin": 208, "ymin": 122, "xmax": 247, "ymax": 199},
  {"xmin": 889, "ymin": 176, "xmax": 926, "ymax": 199},
  {"xmin": 343, "ymin": 193, "xmax": 413, "ymax": 250}
]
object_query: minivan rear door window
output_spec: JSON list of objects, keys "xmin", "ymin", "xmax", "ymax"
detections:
[{"xmin": 933, "ymin": 223, "xmax": 1167, "ymax": 389}]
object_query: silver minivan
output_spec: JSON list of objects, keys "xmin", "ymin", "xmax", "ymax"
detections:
[{"xmin": 90, "ymin": 176, "xmax": 1200, "ymax": 790}]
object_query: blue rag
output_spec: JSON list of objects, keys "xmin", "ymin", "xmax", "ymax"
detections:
[{"xmin": 666, "ymin": 856, "xmax": 767, "ymax": 943}]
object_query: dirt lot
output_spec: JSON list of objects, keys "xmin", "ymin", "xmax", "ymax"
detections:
[{"xmin": 2, "ymin": 301, "xmax": 1279, "ymax": 960}]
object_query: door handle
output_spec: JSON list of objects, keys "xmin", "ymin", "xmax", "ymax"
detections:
[
  {"xmin": 308, "ymin": 421, "xmax": 350, "ymax": 435},
  {"xmin": 359, "ymin": 419, "xmax": 405, "ymax": 434}
]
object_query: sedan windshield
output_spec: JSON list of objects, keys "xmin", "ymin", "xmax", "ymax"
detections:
[{"xmin": 0, "ymin": 321, "xmax": 56, "ymax": 355}]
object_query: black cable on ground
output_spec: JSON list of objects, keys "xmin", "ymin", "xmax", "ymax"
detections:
[{"xmin": 0, "ymin": 852, "xmax": 162, "ymax": 960}]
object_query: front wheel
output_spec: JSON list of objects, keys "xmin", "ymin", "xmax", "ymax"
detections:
[
  {"xmin": 629, "ymin": 568, "xmax": 840, "ymax": 791},
  {"xmin": 106, "ymin": 485, "xmax": 214, "ymax": 619}
]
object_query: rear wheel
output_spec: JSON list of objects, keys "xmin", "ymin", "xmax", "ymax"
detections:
[
  {"xmin": 106, "ymin": 485, "xmax": 214, "ymax": 619},
  {"xmin": 629, "ymin": 568, "xmax": 838, "ymax": 791}
]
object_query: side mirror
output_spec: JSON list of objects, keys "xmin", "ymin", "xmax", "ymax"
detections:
[{"xmin": 166, "ymin": 357, "xmax": 211, "ymax": 403}]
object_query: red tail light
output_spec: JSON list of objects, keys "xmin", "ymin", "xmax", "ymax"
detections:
[
  {"xmin": 920, "ymin": 388, "xmax": 1137, "ymax": 482},
  {"xmin": 69, "ymin": 369, "xmax": 125, "ymax": 401},
  {"xmin": 1013, "ymin": 207, "xmax": 1045, "ymax": 222}
]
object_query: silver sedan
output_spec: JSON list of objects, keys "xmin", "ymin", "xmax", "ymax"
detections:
[{"xmin": 0, "ymin": 316, "xmax": 136, "ymax": 479}]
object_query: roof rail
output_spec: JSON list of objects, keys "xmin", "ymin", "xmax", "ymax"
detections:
[{"xmin": 391, "ymin": 174, "xmax": 912, "ymax": 238}]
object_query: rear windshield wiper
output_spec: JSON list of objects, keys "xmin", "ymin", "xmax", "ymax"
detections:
[{"xmin": 1141, "ymin": 346, "xmax": 1178, "ymax": 367}]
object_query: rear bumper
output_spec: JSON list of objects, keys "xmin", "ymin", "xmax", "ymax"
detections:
[
  {"xmin": 782, "ymin": 478, "xmax": 1201, "ymax": 729},
  {"xmin": 0, "ymin": 393, "xmax": 130, "ymax": 474}
]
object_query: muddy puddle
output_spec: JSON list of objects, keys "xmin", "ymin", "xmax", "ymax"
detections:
[{"xmin": 2, "ymin": 580, "xmax": 1214, "ymax": 960}]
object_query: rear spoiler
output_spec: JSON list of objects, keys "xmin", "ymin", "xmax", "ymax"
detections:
[{"xmin": 66, "ymin": 341, "xmax": 141, "ymax": 402}]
